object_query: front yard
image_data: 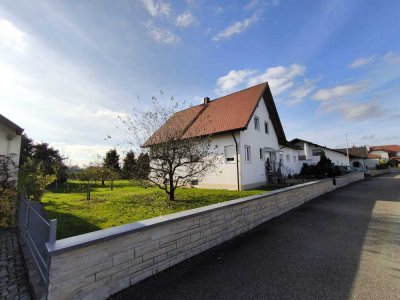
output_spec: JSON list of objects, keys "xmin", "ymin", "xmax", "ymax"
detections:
[{"xmin": 42, "ymin": 180, "xmax": 269, "ymax": 239}]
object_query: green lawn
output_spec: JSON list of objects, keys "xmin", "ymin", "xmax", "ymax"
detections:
[{"xmin": 42, "ymin": 180, "xmax": 269, "ymax": 239}]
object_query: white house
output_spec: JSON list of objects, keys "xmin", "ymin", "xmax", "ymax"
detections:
[
  {"xmin": 369, "ymin": 145, "xmax": 400, "ymax": 165},
  {"xmin": 145, "ymin": 82, "xmax": 299, "ymax": 190},
  {"xmin": 291, "ymin": 138, "xmax": 349, "ymax": 169},
  {"xmin": 0, "ymin": 114, "xmax": 24, "ymax": 167},
  {"xmin": 333, "ymin": 146, "xmax": 383, "ymax": 170}
]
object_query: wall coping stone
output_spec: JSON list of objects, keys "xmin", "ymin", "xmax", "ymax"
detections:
[{"xmin": 46, "ymin": 174, "xmax": 362, "ymax": 256}]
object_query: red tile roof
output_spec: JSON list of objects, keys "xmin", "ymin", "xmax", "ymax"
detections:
[
  {"xmin": 144, "ymin": 82, "xmax": 287, "ymax": 146},
  {"xmin": 368, "ymin": 153, "xmax": 381, "ymax": 159},
  {"xmin": 370, "ymin": 145, "xmax": 400, "ymax": 153}
]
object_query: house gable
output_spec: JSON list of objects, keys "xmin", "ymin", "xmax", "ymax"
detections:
[{"xmin": 144, "ymin": 82, "xmax": 288, "ymax": 146}]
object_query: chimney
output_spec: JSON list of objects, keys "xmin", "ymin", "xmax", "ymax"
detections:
[{"xmin": 203, "ymin": 97, "xmax": 210, "ymax": 105}]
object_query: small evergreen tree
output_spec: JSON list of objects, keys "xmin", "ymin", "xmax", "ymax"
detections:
[
  {"xmin": 135, "ymin": 153, "xmax": 150, "ymax": 184},
  {"xmin": 104, "ymin": 149, "xmax": 120, "ymax": 172},
  {"xmin": 122, "ymin": 151, "xmax": 136, "ymax": 179}
]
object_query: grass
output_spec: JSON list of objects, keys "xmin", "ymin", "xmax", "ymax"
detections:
[{"xmin": 41, "ymin": 180, "xmax": 269, "ymax": 239}]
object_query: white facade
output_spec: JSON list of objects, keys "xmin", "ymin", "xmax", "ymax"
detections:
[
  {"xmin": 198, "ymin": 97, "xmax": 282, "ymax": 190},
  {"xmin": 279, "ymin": 146, "xmax": 301, "ymax": 174},
  {"xmin": 0, "ymin": 122, "xmax": 22, "ymax": 167},
  {"xmin": 370, "ymin": 150, "xmax": 389, "ymax": 161},
  {"xmin": 296, "ymin": 141, "xmax": 349, "ymax": 167}
]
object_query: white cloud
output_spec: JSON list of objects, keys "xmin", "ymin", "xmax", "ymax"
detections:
[
  {"xmin": 140, "ymin": 0, "xmax": 171, "ymax": 17},
  {"xmin": 348, "ymin": 56, "xmax": 375, "ymax": 68},
  {"xmin": 0, "ymin": 19, "xmax": 27, "ymax": 53},
  {"xmin": 94, "ymin": 109, "xmax": 128, "ymax": 120},
  {"xmin": 145, "ymin": 21, "xmax": 180, "ymax": 44},
  {"xmin": 214, "ymin": 64, "xmax": 311, "ymax": 102},
  {"xmin": 215, "ymin": 69, "xmax": 256, "ymax": 95},
  {"xmin": 212, "ymin": 14, "xmax": 258, "ymax": 41},
  {"xmin": 361, "ymin": 134, "xmax": 375, "ymax": 140},
  {"xmin": 384, "ymin": 51, "xmax": 400, "ymax": 64},
  {"xmin": 288, "ymin": 79, "xmax": 316, "ymax": 105},
  {"xmin": 245, "ymin": 0, "xmax": 280, "ymax": 10},
  {"xmin": 247, "ymin": 64, "xmax": 306, "ymax": 95},
  {"xmin": 176, "ymin": 11, "xmax": 195, "ymax": 28},
  {"xmin": 321, "ymin": 101, "xmax": 385, "ymax": 121},
  {"xmin": 312, "ymin": 82, "xmax": 367, "ymax": 101},
  {"xmin": 340, "ymin": 102, "xmax": 383, "ymax": 120}
]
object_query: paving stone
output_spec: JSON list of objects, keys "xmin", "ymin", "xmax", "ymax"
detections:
[{"xmin": 0, "ymin": 229, "xmax": 31, "ymax": 300}]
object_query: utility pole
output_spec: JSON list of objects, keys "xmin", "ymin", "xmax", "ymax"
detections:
[{"xmin": 345, "ymin": 134, "xmax": 350, "ymax": 167}]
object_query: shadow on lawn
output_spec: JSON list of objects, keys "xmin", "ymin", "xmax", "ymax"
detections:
[{"xmin": 46, "ymin": 210, "xmax": 101, "ymax": 240}]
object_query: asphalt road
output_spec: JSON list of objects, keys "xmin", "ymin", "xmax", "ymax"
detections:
[{"xmin": 111, "ymin": 173, "xmax": 400, "ymax": 300}]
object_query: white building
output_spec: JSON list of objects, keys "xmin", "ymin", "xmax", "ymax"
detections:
[
  {"xmin": 291, "ymin": 138, "xmax": 349, "ymax": 169},
  {"xmin": 145, "ymin": 82, "xmax": 300, "ymax": 190},
  {"xmin": 0, "ymin": 114, "xmax": 24, "ymax": 167}
]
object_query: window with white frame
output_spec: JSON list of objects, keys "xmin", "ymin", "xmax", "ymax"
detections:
[
  {"xmin": 293, "ymin": 156, "xmax": 297, "ymax": 162},
  {"xmin": 224, "ymin": 145, "xmax": 235, "ymax": 163},
  {"xmin": 259, "ymin": 148, "xmax": 264, "ymax": 159},
  {"xmin": 286, "ymin": 154, "xmax": 290, "ymax": 162},
  {"xmin": 245, "ymin": 145, "xmax": 251, "ymax": 162},
  {"xmin": 254, "ymin": 116, "xmax": 260, "ymax": 131},
  {"xmin": 265, "ymin": 122, "xmax": 269, "ymax": 134}
]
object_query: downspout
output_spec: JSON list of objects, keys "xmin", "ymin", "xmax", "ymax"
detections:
[{"xmin": 232, "ymin": 132, "xmax": 240, "ymax": 191}]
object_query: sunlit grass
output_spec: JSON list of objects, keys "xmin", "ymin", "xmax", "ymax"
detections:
[{"xmin": 42, "ymin": 180, "xmax": 269, "ymax": 239}]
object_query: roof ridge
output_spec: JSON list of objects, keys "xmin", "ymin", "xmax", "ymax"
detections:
[{"xmin": 210, "ymin": 82, "xmax": 268, "ymax": 103}]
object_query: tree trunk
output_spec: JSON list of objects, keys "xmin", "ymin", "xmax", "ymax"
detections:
[
  {"xmin": 87, "ymin": 186, "xmax": 91, "ymax": 200},
  {"xmin": 169, "ymin": 190, "xmax": 175, "ymax": 201},
  {"xmin": 102, "ymin": 180, "xmax": 105, "ymax": 186},
  {"xmin": 169, "ymin": 172, "xmax": 174, "ymax": 201},
  {"xmin": 110, "ymin": 180, "xmax": 113, "ymax": 191}
]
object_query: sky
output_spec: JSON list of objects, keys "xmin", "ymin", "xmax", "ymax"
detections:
[{"xmin": 1, "ymin": 0, "xmax": 399, "ymax": 166}]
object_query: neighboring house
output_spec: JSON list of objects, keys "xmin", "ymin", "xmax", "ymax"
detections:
[
  {"xmin": 334, "ymin": 146, "xmax": 375, "ymax": 170},
  {"xmin": 369, "ymin": 145, "xmax": 400, "ymax": 165},
  {"xmin": 291, "ymin": 138, "xmax": 349, "ymax": 169},
  {"xmin": 145, "ymin": 82, "xmax": 298, "ymax": 190},
  {"xmin": 0, "ymin": 114, "xmax": 24, "ymax": 168}
]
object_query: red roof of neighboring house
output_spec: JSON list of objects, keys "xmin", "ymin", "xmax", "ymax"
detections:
[
  {"xmin": 370, "ymin": 145, "xmax": 400, "ymax": 153},
  {"xmin": 368, "ymin": 153, "xmax": 381, "ymax": 159},
  {"xmin": 144, "ymin": 82, "xmax": 287, "ymax": 146}
]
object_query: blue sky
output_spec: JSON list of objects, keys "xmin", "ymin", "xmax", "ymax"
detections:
[{"xmin": 1, "ymin": 0, "xmax": 399, "ymax": 166}]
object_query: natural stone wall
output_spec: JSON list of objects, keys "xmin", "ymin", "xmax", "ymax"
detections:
[{"xmin": 46, "ymin": 172, "xmax": 364, "ymax": 300}]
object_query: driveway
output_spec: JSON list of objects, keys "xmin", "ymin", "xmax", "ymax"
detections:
[{"xmin": 111, "ymin": 173, "xmax": 400, "ymax": 300}]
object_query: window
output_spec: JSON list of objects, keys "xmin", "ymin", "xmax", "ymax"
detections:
[
  {"xmin": 293, "ymin": 156, "xmax": 297, "ymax": 162},
  {"xmin": 286, "ymin": 154, "xmax": 290, "ymax": 162},
  {"xmin": 312, "ymin": 148, "xmax": 322, "ymax": 156},
  {"xmin": 254, "ymin": 116, "xmax": 260, "ymax": 131},
  {"xmin": 299, "ymin": 155, "xmax": 306, "ymax": 161},
  {"xmin": 224, "ymin": 145, "xmax": 235, "ymax": 163},
  {"xmin": 245, "ymin": 145, "xmax": 251, "ymax": 162},
  {"xmin": 259, "ymin": 148, "xmax": 264, "ymax": 159},
  {"xmin": 264, "ymin": 122, "xmax": 269, "ymax": 134}
]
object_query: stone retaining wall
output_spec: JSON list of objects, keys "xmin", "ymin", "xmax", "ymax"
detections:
[
  {"xmin": 46, "ymin": 172, "xmax": 365, "ymax": 300},
  {"xmin": 369, "ymin": 169, "xmax": 392, "ymax": 176}
]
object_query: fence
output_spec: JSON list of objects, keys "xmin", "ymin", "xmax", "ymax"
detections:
[{"xmin": 18, "ymin": 195, "xmax": 57, "ymax": 287}]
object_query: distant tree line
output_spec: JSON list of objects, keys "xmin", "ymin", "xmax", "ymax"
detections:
[{"xmin": 76, "ymin": 149, "xmax": 150, "ymax": 200}]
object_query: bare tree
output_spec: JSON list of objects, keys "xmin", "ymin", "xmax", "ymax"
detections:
[{"xmin": 119, "ymin": 94, "xmax": 220, "ymax": 201}]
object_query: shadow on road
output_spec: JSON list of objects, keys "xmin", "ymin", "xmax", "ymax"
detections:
[{"xmin": 110, "ymin": 173, "xmax": 400, "ymax": 300}]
